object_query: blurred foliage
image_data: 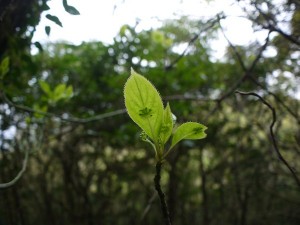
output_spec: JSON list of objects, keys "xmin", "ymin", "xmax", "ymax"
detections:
[{"xmin": 0, "ymin": 0, "xmax": 300, "ymax": 225}]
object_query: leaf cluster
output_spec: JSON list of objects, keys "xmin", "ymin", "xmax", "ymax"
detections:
[{"xmin": 124, "ymin": 69, "xmax": 207, "ymax": 161}]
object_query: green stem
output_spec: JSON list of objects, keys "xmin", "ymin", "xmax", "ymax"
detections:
[{"xmin": 154, "ymin": 161, "xmax": 172, "ymax": 225}]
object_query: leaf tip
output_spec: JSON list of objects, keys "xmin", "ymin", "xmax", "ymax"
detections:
[{"xmin": 130, "ymin": 67, "xmax": 139, "ymax": 77}]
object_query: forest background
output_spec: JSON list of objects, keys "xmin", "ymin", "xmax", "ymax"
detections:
[{"xmin": 0, "ymin": 0, "xmax": 300, "ymax": 225}]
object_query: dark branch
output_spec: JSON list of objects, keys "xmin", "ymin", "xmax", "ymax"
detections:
[
  {"xmin": 247, "ymin": 76, "xmax": 300, "ymax": 124},
  {"xmin": 140, "ymin": 192, "xmax": 156, "ymax": 223},
  {"xmin": 235, "ymin": 90, "xmax": 300, "ymax": 188},
  {"xmin": 165, "ymin": 15, "xmax": 225, "ymax": 71},
  {"xmin": 217, "ymin": 25, "xmax": 271, "ymax": 102},
  {"xmin": 154, "ymin": 161, "xmax": 172, "ymax": 225},
  {"xmin": 204, "ymin": 28, "xmax": 271, "ymax": 120},
  {"xmin": 0, "ymin": 147, "xmax": 29, "ymax": 189},
  {"xmin": 0, "ymin": 91, "xmax": 126, "ymax": 123},
  {"xmin": 220, "ymin": 21, "xmax": 300, "ymax": 124},
  {"xmin": 252, "ymin": 2, "xmax": 300, "ymax": 46}
]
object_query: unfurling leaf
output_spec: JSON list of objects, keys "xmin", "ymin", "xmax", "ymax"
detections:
[
  {"xmin": 170, "ymin": 122, "xmax": 207, "ymax": 149},
  {"xmin": 124, "ymin": 69, "xmax": 207, "ymax": 161},
  {"xmin": 160, "ymin": 103, "xmax": 173, "ymax": 144},
  {"xmin": 124, "ymin": 69, "xmax": 164, "ymax": 143}
]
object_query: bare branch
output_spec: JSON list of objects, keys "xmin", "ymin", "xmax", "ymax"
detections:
[
  {"xmin": 164, "ymin": 94, "xmax": 215, "ymax": 102},
  {"xmin": 0, "ymin": 148, "xmax": 29, "ymax": 189},
  {"xmin": 217, "ymin": 25, "xmax": 271, "ymax": 102},
  {"xmin": 140, "ymin": 192, "xmax": 157, "ymax": 223},
  {"xmin": 235, "ymin": 90, "xmax": 300, "ymax": 188},
  {"xmin": 0, "ymin": 91, "xmax": 126, "ymax": 123},
  {"xmin": 154, "ymin": 161, "xmax": 172, "ymax": 225},
  {"xmin": 219, "ymin": 19, "xmax": 300, "ymax": 124},
  {"xmin": 204, "ymin": 27, "xmax": 271, "ymax": 121},
  {"xmin": 219, "ymin": 23, "xmax": 247, "ymax": 71},
  {"xmin": 252, "ymin": 2, "xmax": 300, "ymax": 46},
  {"xmin": 247, "ymin": 76, "xmax": 300, "ymax": 124},
  {"xmin": 165, "ymin": 15, "xmax": 225, "ymax": 71}
]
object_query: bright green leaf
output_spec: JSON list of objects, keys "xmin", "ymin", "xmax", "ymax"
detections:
[
  {"xmin": 53, "ymin": 84, "xmax": 66, "ymax": 101},
  {"xmin": 65, "ymin": 85, "xmax": 73, "ymax": 98},
  {"xmin": 151, "ymin": 31, "xmax": 172, "ymax": 48},
  {"xmin": 151, "ymin": 31, "xmax": 165, "ymax": 44},
  {"xmin": 46, "ymin": 14, "xmax": 63, "ymax": 27},
  {"xmin": 120, "ymin": 25, "xmax": 129, "ymax": 37},
  {"xmin": 160, "ymin": 103, "xmax": 173, "ymax": 144},
  {"xmin": 124, "ymin": 69, "xmax": 164, "ymax": 143},
  {"xmin": 39, "ymin": 80, "xmax": 51, "ymax": 96},
  {"xmin": 33, "ymin": 104, "xmax": 48, "ymax": 119},
  {"xmin": 170, "ymin": 122, "xmax": 207, "ymax": 149},
  {"xmin": 0, "ymin": 57, "xmax": 9, "ymax": 79}
]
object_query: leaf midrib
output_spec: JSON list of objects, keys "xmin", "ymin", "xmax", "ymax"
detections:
[{"xmin": 133, "ymin": 76, "xmax": 156, "ymax": 141}]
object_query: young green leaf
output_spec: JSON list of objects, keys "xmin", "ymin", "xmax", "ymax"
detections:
[
  {"xmin": 124, "ymin": 69, "xmax": 164, "ymax": 143},
  {"xmin": 39, "ymin": 80, "xmax": 51, "ymax": 96},
  {"xmin": 160, "ymin": 103, "xmax": 173, "ymax": 144},
  {"xmin": 170, "ymin": 122, "xmax": 207, "ymax": 149},
  {"xmin": 33, "ymin": 104, "xmax": 48, "ymax": 119},
  {"xmin": 54, "ymin": 83, "xmax": 66, "ymax": 100},
  {"xmin": 0, "ymin": 57, "xmax": 9, "ymax": 79},
  {"xmin": 65, "ymin": 86, "xmax": 73, "ymax": 98}
]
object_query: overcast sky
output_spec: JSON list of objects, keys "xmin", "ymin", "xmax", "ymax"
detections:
[{"xmin": 32, "ymin": 0, "xmax": 261, "ymax": 54}]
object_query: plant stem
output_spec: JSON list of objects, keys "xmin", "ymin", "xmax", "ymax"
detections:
[{"xmin": 154, "ymin": 161, "xmax": 172, "ymax": 225}]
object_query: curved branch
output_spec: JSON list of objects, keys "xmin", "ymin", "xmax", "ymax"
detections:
[
  {"xmin": 235, "ymin": 90, "xmax": 300, "ymax": 188},
  {"xmin": 204, "ymin": 29, "xmax": 271, "ymax": 121},
  {"xmin": 219, "ymin": 25, "xmax": 299, "ymax": 123},
  {"xmin": 0, "ymin": 148, "xmax": 29, "ymax": 189},
  {"xmin": 247, "ymin": 76, "xmax": 300, "ymax": 124}
]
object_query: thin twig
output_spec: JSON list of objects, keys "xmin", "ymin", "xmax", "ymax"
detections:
[
  {"xmin": 220, "ymin": 22, "xmax": 300, "ymax": 123},
  {"xmin": 154, "ymin": 161, "xmax": 172, "ymax": 225},
  {"xmin": 0, "ymin": 91, "xmax": 126, "ymax": 123},
  {"xmin": 251, "ymin": 2, "xmax": 300, "ymax": 46},
  {"xmin": 0, "ymin": 148, "xmax": 29, "ymax": 189},
  {"xmin": 140, "ymin": 192, "xmax": 156, "ymax": 223},
  {"xmin": 217, "ymin": 24, "xmax": 271, "ymax": 102},
  {"xmin": 204, "ymin": 31, "xmax": 270, "ymax": 121},
  {"xmin": 165, "ymin": 15, "xmax": 225, "ymax": 71},
  {"xmin": 247, "ymin": 76, "xmax": 300, "ymax": 124},
  {"xmin": 235, "ymin": 90, "xmax": 300, "ymax": 188}
]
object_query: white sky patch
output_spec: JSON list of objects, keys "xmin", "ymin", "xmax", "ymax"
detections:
[
  {"xmin": 33, "ymin": 0, "xmax": 258, "ymax": 48},
  {"xmin": 0, "ymin": 126, "xmax": 16, "ymax": 140},
  {"xmin": 219, "ymin": 17, "xmax": 254, "ymax": 45}
]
